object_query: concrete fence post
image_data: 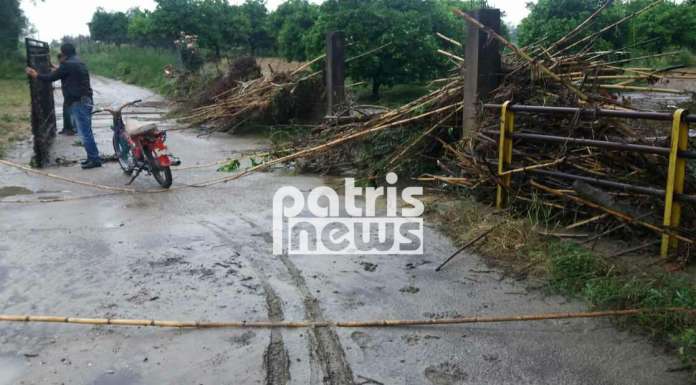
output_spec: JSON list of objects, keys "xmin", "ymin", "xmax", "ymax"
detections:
[
  {"xmin": 462, "ymin": 8, "xmax": 501, "ymax": 137},
  {"xmin": 326, "ymin": 31, "xmax": 346, "ymax": 116}
]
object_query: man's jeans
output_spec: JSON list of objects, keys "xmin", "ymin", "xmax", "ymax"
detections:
[
  {"xmin": 62, "ymin": 104, "xmax": 74, "ymax": 132},
  {"xmin": 70, "ymin": 99, "xmax": 100, "ymax": 162}
]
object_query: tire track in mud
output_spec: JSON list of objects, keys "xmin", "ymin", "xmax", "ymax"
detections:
[
  {"xmin": 212, "ymin": 217, "xmax": 355, "ymax": 385},
  {"xmin": 262, "ymin": 281, "xmax": 291, "ymax": 385},
  {"xmin": 199, "ymin": 222, "xmax": 290, "ymax": 385},
  {"xmin": 276, "ymin": 252, "xmax": 355, "ymax": 385}
]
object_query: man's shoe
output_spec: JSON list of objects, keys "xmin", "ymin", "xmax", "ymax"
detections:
[
  {"xmin": 81, "ymin": 160, "xmax": 102, "ymax": 169},
  {"xmin": 80, "ymin": 159, "xmax": 89, "ymax": 165},
  {"xmin": 59, "ymin": 129, "xmax": 77, "ymax": 136}
]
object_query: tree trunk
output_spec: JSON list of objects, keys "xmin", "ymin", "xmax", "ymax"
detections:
[{"xmin": 371, "ymin": 79, "xmax": 381, "ymax": 100}]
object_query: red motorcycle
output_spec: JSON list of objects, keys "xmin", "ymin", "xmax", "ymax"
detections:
[{"xmin": 96, "ymin": 99, "xmax": 180, "ymax": 188}]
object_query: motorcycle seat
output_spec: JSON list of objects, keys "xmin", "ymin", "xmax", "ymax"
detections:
[{"xmin": 125, "ymin": 120, "xmax": 158, "ymax": 136}]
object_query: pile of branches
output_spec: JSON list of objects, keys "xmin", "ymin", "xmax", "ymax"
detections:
[
  {"xmin": 184, "ymin": 57, "xmax": 324, "ymax": 132},
  {"xmin": 266, "ymin": 1, "xmax": 695, "ymax": 254},
  {"xmin": 446, "ymin": 4, "xmax": 696, "ymax": 253},
  {"xmin": 195, "ymin": 56, "xmax": 262, "ymax": 107},
  {"xmin": 184, "ymin": 43, "xmax": 398, "ymax": 133},
  {"xmin": 290, "ymin": 75, "xmax": 465, "ymax": 175}
]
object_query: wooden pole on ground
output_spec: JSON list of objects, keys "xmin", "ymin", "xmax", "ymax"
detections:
[{"xmin": 0, "ymin": 308, "xmax": 693, "ymax": 329}]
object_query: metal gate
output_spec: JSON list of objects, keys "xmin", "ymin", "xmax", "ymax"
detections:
[
  {"xmin": 25, "ymin": 38, "xmax": 57, "ymax": 167},
  {"xmin": 486, "ymin": 102, "xmax": 695, "ymax": 257}
]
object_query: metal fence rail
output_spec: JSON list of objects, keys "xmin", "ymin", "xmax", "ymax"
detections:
[
  {"xmin": 484, "ymin": 104, "xmax": 696, "ymax": 123},
  {"xmin": 484, "ymin": 102, "xmax": 693, "ymax": 257}
]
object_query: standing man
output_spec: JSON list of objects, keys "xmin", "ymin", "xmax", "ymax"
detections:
[
  {"xmin": 55, "ymin": 53, "xmax": 76, "ymax": 136},
  {"xmin": 26, "ymin": 43, "xmax": 101, "ymax": 169}
]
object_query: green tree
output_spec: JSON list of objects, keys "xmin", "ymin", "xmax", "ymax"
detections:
[
  {"xmin": 149, "ymin": 0, "xmax": 201, "ymax": 44},
  {"xmin": 0, "ymin": 0, "xmax": 26, "ymax": 55},
  {"xmin": 517, "ymin": 0, "xmax": 607, "ymax": 48},
  {"xmin": 127, "ymin": 8, "xmax": 156, "ymax": 46},
  {"xmin": 197, "ymin": 0, "xmax": 250, "ymax": 59},
  {"xmin": 626, "ymin": 0, "xmax": 696, "ymax": 52},
  {"xmin": 304, "ymin": 0, "xmax": 463, "ymax": 99},
  {"xmin": 240, "ymin": 0, "xmax": 273, "ymax": 55},
  {"xmin": 518, "ymin": 0, "xmax": 696, "ymax": 53},
  {"xmin": 269, "ymin": 0, "xmax": 320, "ymax": 61},
  {"xmin": 89, "ymin": 8, "xmax": 129, "ymax": 46}
]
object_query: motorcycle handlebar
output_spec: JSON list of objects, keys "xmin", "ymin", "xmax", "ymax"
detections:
[{"xmin": 92, "ymin": 99, "xmax": 143, "ymax": 116}]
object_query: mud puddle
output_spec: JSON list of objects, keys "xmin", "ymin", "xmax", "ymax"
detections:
[
  {"xmin": 0, "ymin": 355, "xmax": 26, "ymax": 385},
  {"xmin": 0, "ymin": 186, "xmax": 32, "ymax": 198},
  {"xmin": 91, "ymin": 369, "xmax": 141, "ymax": 385}
]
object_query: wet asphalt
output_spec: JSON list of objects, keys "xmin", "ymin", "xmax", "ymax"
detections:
[{"xmin": 0, "ymin": 76, "xmax": 690, "ymax": 385}]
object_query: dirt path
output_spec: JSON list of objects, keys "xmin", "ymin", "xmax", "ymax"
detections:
[{"xmin": 0, "ymin": 77, "xmax": 690, "ymax": 385}]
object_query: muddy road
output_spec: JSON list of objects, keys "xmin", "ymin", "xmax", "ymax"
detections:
[{"xmin": 0, "ymin": 77, "xmax": 690, "ymax": 384}]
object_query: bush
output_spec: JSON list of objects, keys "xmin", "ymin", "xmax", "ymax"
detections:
[
  {"xmin": 0, "ymin": 50, "xmax": 25, "ymax": 80},
  {"xmin": 545, "ymin": 241, "xmax": 696, "ymax": 370},
  {"xmin": 547, "ymin": 242, "xmax": 605, "ymax": 295},
  {"xmin": 79, "ymin": 44, "xmax": 178, "ymax": 95},
  {"xmin": 676, "ymin": 329, "xmax": 696, "ymax": 367}
]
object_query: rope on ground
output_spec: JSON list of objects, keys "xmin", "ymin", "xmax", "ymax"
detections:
[
  {"xmin": 0, "ymin": 308, "xmax": 693, "ymax": 329},
  {"xmin": 0, "ymin": 158, "xmax": 241, "ymax": 201},
  {"xmin": 3, "ymin": 106, "xmax": 458, "ymax": 199},
  {"xmin": 1, "ymin": 193, "xmax": 120, "ymax": 204},
  {"xmin": 2, "ymin": 103, "xmax": 452, "ymax": 196},
  {"xmin": 0, "ymin": 159, "xmax": 145, "ymax": 194}
]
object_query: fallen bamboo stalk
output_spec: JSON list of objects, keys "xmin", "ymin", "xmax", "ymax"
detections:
[
  {"xmin": 597, "ymin": 50, "xmax": 683, "ymax": 68},
  {"xmin": 605, "ymin": 65, "xmax": 666, "ymax": 80},
  {"xmin": 296, "ymin": 43, "xmax": 395, "ymax": 84},
  {"xmin": 607, "ymin": 240, "xmax": 660, "ymax": 258},
  {"xmin": 569, "ymin": 74, "xmax": 696, "ymax": 81},
  {"xmin": 436, "ymin": 224, "xmax": 500, "ymax": 271},
  {"xmin": 545, "ymin": 0, "xmax": 613, "ymax": 54},
  {"xmin": 453, "ymin": 8, "xmax": 589, "ymax": 101},
  {"xmin": 0, "ymin": 308, "xmax": 693, "ymax": 329},
  {"xmin": 193, "ymin": 102, "xmax": 464, "ymax": 187},
  {"xmin": 388, "ymin": 107, "xmax": 461, "ymax": 166},
  {"xmin": 346, "ymin": 42, "xmax": 393, "ymax": 64},
  {"xmin": 415, "ymin": 175, "xmax": 474, "ymax": 187},
  {"xmin": 597, "ymin": 84, "xmax": 687, "ymax": 94},
  {"xmin": 531, "ymin": 180, "xmax": 694, "ymax": 244},
  {"xmin": 581, "ymin": 212, "xmax": 654, "ymax": 244},
  {"xmin": 437, "ymin": 49, "xmax": 465, "ymax": 63},
  {"xmin": 500, "ymin": 158, "xmax": 566, "ymax": 176},
  {"xmin": 290, "ymin": 53, "xmax": 326, "ymax": 75},
  {"xmin": 555, "ymin": 0, "xmax": 661, "ymax": 56},
  {"xmin": 565, "ymin": 214, "xmax": 609, "ymax": 230},
  {"xmin": 436, "ymin": 32, "xmax": 463, "ymax": 47}
]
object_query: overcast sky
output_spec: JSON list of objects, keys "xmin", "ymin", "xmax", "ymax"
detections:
[{"xmin": 22, "ymin": 0, "xmax": 531, "ymax": 42}]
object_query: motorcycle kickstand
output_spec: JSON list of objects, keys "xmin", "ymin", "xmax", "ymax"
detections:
[{"xmin": 126, "ymin": 167, "xmax": 144, "ymax": 185}]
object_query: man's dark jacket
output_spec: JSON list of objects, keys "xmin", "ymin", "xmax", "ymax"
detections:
[{"xmin": 37, "ymin": 55, "xmax": 93, "ymax": 107}]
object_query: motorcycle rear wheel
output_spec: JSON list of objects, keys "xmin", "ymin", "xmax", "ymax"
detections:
[{"xmin": 145, "ymin": 150, "xmax": 173, "ymax": 189}]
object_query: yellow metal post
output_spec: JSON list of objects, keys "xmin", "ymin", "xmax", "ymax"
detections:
[
  {"xmin": 661, "ymin": 109, "xmax": 688, "ymax": 257},
  {"xmin": 496, "ymin": 101, "xmax": 514, "ymax": 209}
]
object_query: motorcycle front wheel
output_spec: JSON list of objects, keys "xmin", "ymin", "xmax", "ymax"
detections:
[
  {"xmin": 112, "ymin": 133, "xmax": 134, "ymax": 175},
  {"xmin": 145, "ymin": 150, "xmax": 173, "ymax": 189}
]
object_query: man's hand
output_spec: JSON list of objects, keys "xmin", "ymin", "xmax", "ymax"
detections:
[{"xmin": 25, "ymin": 67, "xmax": 38, "ymax": 79}]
